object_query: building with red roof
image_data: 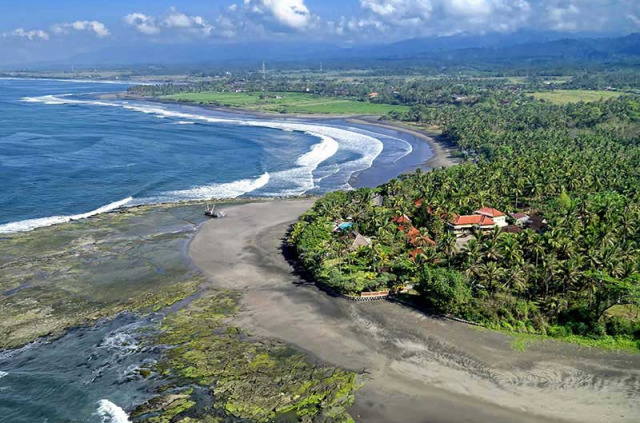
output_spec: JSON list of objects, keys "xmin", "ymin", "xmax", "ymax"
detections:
[
  {"xmin": 448, "ymin": 213, "xmax": 498, "ymax": 235},
  {"xmin": 392, "ymin": 215, "xmax": 411, "ymax": 224},
  {"xmin": 474, "ymin": 207, "xmax": 507, "ymax": 227}
]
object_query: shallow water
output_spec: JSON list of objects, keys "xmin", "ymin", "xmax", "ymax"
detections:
[
  {"xmin": 0, "ymin": 314, "xmax": 162, "ymax": 423},
  {"xmin": 0, "ymin": 78, "xmax": 427, "ymax": 233}
]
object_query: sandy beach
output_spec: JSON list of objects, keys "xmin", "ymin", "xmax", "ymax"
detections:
[{"xmin": 189, "ymin": 199, "xmax": 640, "ymax": 423}]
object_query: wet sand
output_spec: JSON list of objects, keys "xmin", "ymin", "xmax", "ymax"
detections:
[{"xmin": 189, "ymin": 200, "xmax": 640, "ymax": 423}]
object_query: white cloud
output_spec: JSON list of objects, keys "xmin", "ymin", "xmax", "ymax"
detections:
[
  {"xmin": 352, "ymin": 0, "xmax": 640, "ymax": 38},
  {"xmin": 547, "ymin": 4, "xmax": 580, "ymax": 32},
  {"xmin": 124, "ymin": 8, "xmax": 214, "ymax": 36},
  {"xmin": 244, "ymin": 0, "xmax": 313, "ymax": 31},
  {"xmin": 123, "ymin": 13, "xmax": 160, "ymax": 35},
  {"xmin": 361, "ymin": 0, "xmax": 433, "ymax": 21},
  {"xmin": 163, "ymin": 7, "xmax": 214, "ymax": 35},
  {"xmin": 51, "ymin": 20, "xmax": 110, "ymax": 38},
  {"xmin": 3, "ymin": 28, "xmax": 50, "ymax": 41}
]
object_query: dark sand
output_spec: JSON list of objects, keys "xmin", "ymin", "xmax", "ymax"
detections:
[{"xmin": 189, "ymin": 200, "xmax": 640, "ymax": 423}]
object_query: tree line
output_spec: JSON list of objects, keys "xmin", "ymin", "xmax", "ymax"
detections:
[{"xmin": 291, "ymin": 94, "xmax": 640, "ymax": 348}]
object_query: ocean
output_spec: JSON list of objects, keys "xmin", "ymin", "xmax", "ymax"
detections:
[
  {"xmin": 0, "ymin": 78, "xmax": 426, "ymax": 234},
  {"xmin": 0, "ymin": 79, "xmax": 433, "ymax": 422}
]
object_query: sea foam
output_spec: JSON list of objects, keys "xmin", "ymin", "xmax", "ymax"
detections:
[
  {"xmin": 18, "ymin": 94, "xmax": 386, "ymax": 217},
  {"xmin": 147, "ymin": 172, "xmax": 271, "ymax": 203},
  {"xmin": 0, "ymin": 197, "xmax": 132, "ymax": 234},
  {"xmin": 0, "ymin": 371, "xmax": 8, "ymax": 379},
  {"xmin": 22, "ymin": 95, "xmax": 384, "ymax": 194},
  {"xmin": 96, "ymin": 399, "xmax": 131, "ymax": 423}
]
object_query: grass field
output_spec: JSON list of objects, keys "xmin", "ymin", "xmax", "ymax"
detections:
[
  {"xmin": 162, "ymin": 91, "xmax": 411, "ymax": 115},
  {"xmin": 531, "ymin": 89, "xmax": 623, "ymax": 104}
]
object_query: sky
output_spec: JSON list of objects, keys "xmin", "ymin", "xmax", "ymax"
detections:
[{"xmin": 1, "ymin": 0, "xmax": 640, "ymax": 65}]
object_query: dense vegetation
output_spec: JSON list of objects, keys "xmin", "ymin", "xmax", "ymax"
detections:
[{"xmin": 291, "ymin": 94, "xmax": 640, "ymax": 349}]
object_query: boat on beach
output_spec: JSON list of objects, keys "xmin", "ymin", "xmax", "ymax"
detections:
[{"xmin": 205, "ymin": 204, "xmax": 226, "ymax": 218}]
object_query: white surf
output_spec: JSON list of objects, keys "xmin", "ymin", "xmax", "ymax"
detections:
[
  {"xmin": 96, "ymin": 399, "xmax": 131, "ymax": 423},
  {"xmin": 152, "ymin": 172, "xmax": 271, "ymax": 202},
  {"xmin": 0, "ymin": 197, "xmax": 133, "ymax": 234}
]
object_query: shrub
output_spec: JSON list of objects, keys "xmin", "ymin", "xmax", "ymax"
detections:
[{"xmin": 416, "ymin": 267, "xmax": 472, "ymax": 315}]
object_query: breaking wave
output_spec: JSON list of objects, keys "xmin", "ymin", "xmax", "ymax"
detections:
[
  {"xmin": 96, "ymin": 399, "xmax": 131, "ymax": 423},
  {"xmin": 0, "ymin": 197, "xmax": 133, "ymax": 234},
  {"xmin": 146, "ymin": 172, "xmax": 271, "ymax": 202},
  {"xmin": 11, "ymin": 94, "xmax": 388, "ymax": 232},
  {"xmin": 0, "ymin": 371, "xmax": 7, "ymax": 379},
  {"xmin": 21, "ymin": 95, "xmax": 384, "ymax": 192}
]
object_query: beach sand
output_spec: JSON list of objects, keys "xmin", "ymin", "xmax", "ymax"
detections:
[{"xmin": 189, "ymin": 200, "xmax": 640, "ymax": 423}]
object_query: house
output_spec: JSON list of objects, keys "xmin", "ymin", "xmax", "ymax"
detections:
[
  {"xmin": 448, "ymin": 214, "xmax": 497, "ymax": 235},
  {"xmin": 474, "ymin": 208, "xmax": 508, "ymax": 227},
  {"xmin": 501, "ymin": 225, "xmax": 522, "ymax": 234},
  {"xmin": 409, "ymin": 248, "xmax": 423, "ymax": 261},
  {"xmin": 349, "ymin": 231, "xmax": 372, "ymax": 250},
  {"xmin": 392, "ymin": 215, "xmax": 411, "ymax": 225},
  {"xmin": 371, "ymin": 194, "xmax": 384, "ymax": 207},
  {"xmin": 528, "ymin": 214, "xmax": 548, "ymax": 233},
  {"xmin": 510, "ymin": 212, "xmax": 530, "ymax": 227},
  {"xmin": 368, "ymin": 92, "xmax": 379, "ymax": 99}
]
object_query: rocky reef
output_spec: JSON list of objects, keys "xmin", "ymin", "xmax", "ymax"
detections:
[{"xmin": 0, "ymin": 202, "xmax": 357, "ymax": 422}]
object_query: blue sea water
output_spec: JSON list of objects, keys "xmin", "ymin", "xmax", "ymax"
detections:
[
  {"xmin": 0, "ymin": 78, "xmax": 422, "ymax": 233},
  {"xmin": 0, "ymin": 79, "xmax": 433, "ymax": 422}
]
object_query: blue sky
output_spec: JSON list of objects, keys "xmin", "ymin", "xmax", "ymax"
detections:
[{"xmin": 1, "ymin": 0, "xmax": 640, "ymax": 65}]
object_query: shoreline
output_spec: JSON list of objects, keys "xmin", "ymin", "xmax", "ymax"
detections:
[
  {"xmin": 108, "ymin": 92, "xmax": 459, "ymax": 184},
  {"xmin": 0, "ymin": 91, "xmax": 456, "ymax": 235},
  {"xmin": 347, "ymin": 117, "xmax": 461, "ymax": 169},
  {"xmin": 188, "ymin": 200, "xmax": 640, "ymax": 423}
]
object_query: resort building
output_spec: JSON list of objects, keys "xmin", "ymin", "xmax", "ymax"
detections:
[
  {"xmin": 474, "ymin": 207, "xmax": 508, "ymax": 227},
  {"xmin": 448, "ymin": 207, "xmax": 508, "ymax": 235},
  {"xmin": 349, "ymin": 231, "xmax": 372, "ymax": 250},
  {"xmin": 510, "ymin": 212, "xmax": 531, "ymax": 227},
  {"xmin": 392, "ymin": 214, "xmax": 412, "ymax": 225},
  {"xmin": 448, "ymin": 214, "xmax": 497, "ymax": 235}
]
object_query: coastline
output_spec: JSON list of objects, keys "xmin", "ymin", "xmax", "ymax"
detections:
[
  {"xmin": 347, "ymin": 117, "xmax": 461, "ymax": 169},
  {"xmin": 104, "ymin": 92, "xmax": 455, "ymax": 161},
  {"xmin": 188, "ymin": 200, "xmax": 640, "ymax": 423},
  {"xmin": 106, "ymin": 92, "xmax": 459, "ymax": 186},
  {"xmin": 0, "ymin": 91, "xmax": 441, "ymax": 234}
]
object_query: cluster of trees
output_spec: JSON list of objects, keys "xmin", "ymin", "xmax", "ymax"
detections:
[
  {"xmin": 128, "ymin": 73, "xmax": 541, "ymax": 106},
  {"xmin": 291, "ymin": 95, "xmax": 640, "ymax": 346}
]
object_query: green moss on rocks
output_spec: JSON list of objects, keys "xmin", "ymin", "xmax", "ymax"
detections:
[
  {"xmin": 0, "ymin": 203, "xmax": 206, "ymax": 349},
  {"xmin": 135, "ymin": 292, "xmax": 357, "ymax": 423}
]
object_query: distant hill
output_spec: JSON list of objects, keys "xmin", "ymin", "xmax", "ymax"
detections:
[{"xmin": 35, "ymin": 32, "xmax": 640, "ymax": 68}]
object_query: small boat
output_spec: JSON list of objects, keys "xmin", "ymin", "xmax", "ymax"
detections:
[{"xmin": 204, "ymin": 203, "xmax": 226, "ymax": 218}]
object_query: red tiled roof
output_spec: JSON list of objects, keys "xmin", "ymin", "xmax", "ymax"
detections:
[
  {"xmin": 451, "ymin": 214, "xmax": 496, "ymax": 226},
  {"xmin": 409, "ymin": 248, "xmax": 423, "ymax": 260},
  {"xmin": 414, "ymin": 198, "xmax": 424, "ymax": 208},
  {"xmin": 412, "ymin": 235, "xmax": 436, "ymax": 246},
  {"xmin": 510, "ymin": 212, "xmax": 529, "ymax": 220},
  {"xmin": 475, "ymin": 207, "xmax": 505, "ymax": 218},
  {"xmin": 392, "ymin": 215, "xmax": 411, "ymax": 224},
  {"xmin": 406, "ymin": 226, "xmax": 420, "ymax": 238}
]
